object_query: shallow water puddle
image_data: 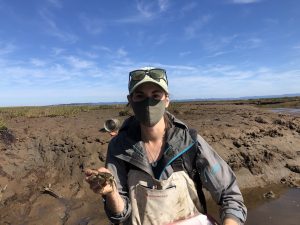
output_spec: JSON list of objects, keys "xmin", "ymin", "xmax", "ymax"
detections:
[
  {"xmin": 246, "ymin": 188, "xmax": 300, "ymax": 225},
  {"xmin": 207, "ymin": 185, "xmax": 300, "ymax": 225},
  {"xmin": 269, "ymin": 108, "xmax": 300, "ymax": 116}
]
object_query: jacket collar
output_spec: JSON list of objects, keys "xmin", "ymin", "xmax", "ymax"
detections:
[{"xmin": 114, "ymin": 112, "xmax": 194, "ymax": 176}]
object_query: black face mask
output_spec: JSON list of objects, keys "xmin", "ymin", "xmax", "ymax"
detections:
[{"xmin": 131, "ymin": 97, "xmax": 166, "ymax": 127}]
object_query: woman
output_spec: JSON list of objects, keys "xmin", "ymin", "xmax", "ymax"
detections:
[{"xmin": 85, "ymin": 67, "xmax": 247, "ymax": 225}]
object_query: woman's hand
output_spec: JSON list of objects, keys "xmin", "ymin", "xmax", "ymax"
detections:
[
  {"xmin": 223, "ymin": 218, "xmax": 240, "ymax": 225},
  {"xmin": 85, "ymin": 167, "xmax": 125, "ymax": 213},
  {"xmin": 85, "ymin": 167, "xmax": 115, "ymax": 195}
]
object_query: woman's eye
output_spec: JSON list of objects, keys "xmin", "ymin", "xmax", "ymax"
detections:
[
  {"xmin": 136, "ymin": 94, "xmax": 144, "ymax": 98},
  {"xmin": 153, "ymin": 94, "xmax": 162, "ymax": 99},
  {"xmin": 133, "ymin": 94, "xmax": 146, "ymax": 101}
]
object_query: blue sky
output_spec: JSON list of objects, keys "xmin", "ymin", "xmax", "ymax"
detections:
[{"xmin": 0, "ymin": 0, "xmax": 300, "ymax": 106}]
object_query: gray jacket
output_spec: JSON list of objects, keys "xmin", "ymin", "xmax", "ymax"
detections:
[{"xmin": 104, "ymin": 113, "xmax": 247, "ymax": 224}]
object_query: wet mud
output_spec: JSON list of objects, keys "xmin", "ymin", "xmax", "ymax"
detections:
[{"xmin": 1, "ymin": 104, "xmax": 300, "ymax": 224}]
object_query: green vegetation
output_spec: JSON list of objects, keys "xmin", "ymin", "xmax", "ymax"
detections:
[
  {"xmin": 119, "ymin": 108, "xmax": 132, "ymax": 116},
  {"xmin": 168, "ymin": 102, "xmax": 183, "ymax": 114},
  {"xmin": 0, "ymin": 104, "xmax": 125, "ymax": 119},
  {"xmin": 0, "ymin": 96, "xmax": 299, "ymax": 119},
  {"xmin": 171, "ymin": 96, "xmax": 300, "ymax": 109},
  {"xmin": 251, "ymin": 97, "xmax": 300, "ymax": 108},
  {"xmin": 0, "ymin": 118, "xmax": 7, "ymax": 131}
]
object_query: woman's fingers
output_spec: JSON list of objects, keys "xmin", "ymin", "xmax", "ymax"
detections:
[
  {"xmin": 97, "ymin": 167, "xmax": 111, "ymax": 173},
  {"xmin": 84, "ymin": 168, "xmax": 98, "ymax": 177},
  {"xmin": 90, "ymin": 180, "xmax": 113, "ymax": 194},
  {"xmin": 84, "ymin": 167, "xmax": 114, "ymax": 195}
]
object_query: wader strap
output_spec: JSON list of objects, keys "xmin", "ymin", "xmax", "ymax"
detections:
[{"xmin": 171, "ymin": 128, "xmax": 207, "ymax": 214}]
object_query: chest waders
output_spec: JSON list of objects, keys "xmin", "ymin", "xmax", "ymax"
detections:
[{"xmin": 126, "ymin": 170, "xmax": 202, "ymax": 225}]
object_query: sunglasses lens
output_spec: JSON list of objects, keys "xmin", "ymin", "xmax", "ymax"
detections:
[
  {"xmin": 148, "ymin": 69, "xmax": 166, "ymax": 79},
  {"xmin": 130, "ymin": 70, "xmax": 145, "ymax": 81},
  {"xmin": 129, "ymin": 68, "xmax": 167, "ymax": 84}
]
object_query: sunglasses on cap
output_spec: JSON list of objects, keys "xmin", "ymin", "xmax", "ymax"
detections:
[{"xmin": 129, "ymin": 68, "xmax": 168, "ymax": 84}]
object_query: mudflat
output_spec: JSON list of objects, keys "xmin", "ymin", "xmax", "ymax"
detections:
[{"xmin": 0, "ymin": 100, "xmax": 300, "ymax": 224}]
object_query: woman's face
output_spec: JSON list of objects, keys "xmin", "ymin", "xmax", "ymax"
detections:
[
  {"xmin": 128, "ymin": 82, "xmax": 170, "ymax": 127},
  {"xmin": 130, "ymin": 82, "xmax": 169, "ymax": 106}
]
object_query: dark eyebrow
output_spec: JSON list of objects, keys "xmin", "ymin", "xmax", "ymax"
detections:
[
  {"xmin": 134, "ymin": 89, "xmax": 163, "ymax": 95},
  {"xmin": 152, "ymin": 90, "xmax": 163, "ymax": 94},
  {"xmin": 134, "ymin": 90, "xmax": 144, "ymax": 94}
]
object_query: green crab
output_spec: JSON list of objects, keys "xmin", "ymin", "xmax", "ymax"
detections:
[{"xmin": 89, "ymin": 171, "xmax": 116, "ymax": 192}]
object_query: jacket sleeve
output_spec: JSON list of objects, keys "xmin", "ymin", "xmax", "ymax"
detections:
[
  {"xmin": 103, "ymin": 138, "xmax": 132, "ymax": 224},
  {"xmin": 196, "ymin": 135, "xmax": 247, "ymax": 224}
]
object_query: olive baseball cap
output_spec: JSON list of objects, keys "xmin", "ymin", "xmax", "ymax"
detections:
[{"xmin": 128, "ymin": 67, "xmax": 169, "ymax": 94}]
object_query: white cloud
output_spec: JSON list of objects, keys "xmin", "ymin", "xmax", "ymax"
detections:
[
  {"xmin": 92, "ymin": 45, "xmax": 112, "ymax": 52},
  {"xmin": 206, "ymin": 51, "xmax": 232, "ymax": 58},
  {"xmin": 116, "ymin": 0, "xmax": 168, "ymax": 24},
  {"xmin": 136, "ymin": 0, "xmax": 155, "ymax": 18},
  {"xmin": 0, "ymin": 49, "xmax": 133, "ymax": 106},
  {"xmin": 39, "ymin": 8, "xmax": 56, "ymax": 28},
  {"xmin": 154, "ymin": 34, "xmax": 168, "ymax": 45},
  {"xmin": 116, "ymin": 48, "xmax": 128, "ymax": 58},
  {"xmin": 1, "ymin": 38, "xmax": 299, "ymax": 106},
  {"xmin": 168, "ymin": 64, "xmax": 300, "ymax": 99},
  {"xmin": 199, "ymin": 34, "xmax": 262, "ymax": 55},
  {"xmin": 293, "ymin": 44, "xmax": 300, "ymax": 50},
  {"xmin": 80, "ymin": 14, "xmax": 103, "ymax": 35},
  {"xmin": 155, "ymin": 64, "xmax": 197, "ymax": 73},
  {"xmin": 114, "ymin": 15, "xmax": 144, "ymax": 24},
  {"xmin": 136, "ymin": 0, "xmax": 170, "ymax": 17},
  {"xmin": 158, "ymin": 0, "xmax": 169, "ymax": 11},
  {"xmin": 77, "ymin": 50, "xmax": 99, "ymax": 59},
  {"xmin": 30, "ymin": 58, "xmax": 47, "ymax": 67},
  {"xmin": 199, "ymin": 34, "xmax": 238, "ymax": 53},
  {"xmin": 51, "ymin": 47, "xmax": 65, "ymax": 56},
  {"xmin": 185, "ymin": 15, "xmax": 213, "ymax": 39},
  {"xmin": 179, "ymin": 51, "xmax": 192, "ymax": 57},
  {"xmin": 181, "ymin": 2, "xmax": 197, "ymax": 14},
  {"xmin": 91, "ymin": 46, "xmax": 130, "ymax": 62},
  {"xmin": 0, "ymin": 57, "xmax": 94, "ymax": 89},
  {"xmin": 229, "ymin": 0, "xmax": 262, "ymax": 4},
  {"xmin": 0, "ymin": 42, "xmax": 16, "ymax": 55},
  {"xmin": 47, "ymin": 0, "xmax": 63, "ymax": 8},
  {"xmin": 236, "ymin": 38, "xmax": 263, "ymax": 49},
  {"xmin": 39, "ymin": 8, "xmax": 78, "ymax": 43},
  {"xmin": 50, "ymin": 29, "xmax": 78, "ymax": 43},
  {"xmin": 65, "ymin": 56, "xmax": 95, "ymax": 69},
  {"xmin": 264, "ymin": 18, "xmax": 279, "ymax": 25}
]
